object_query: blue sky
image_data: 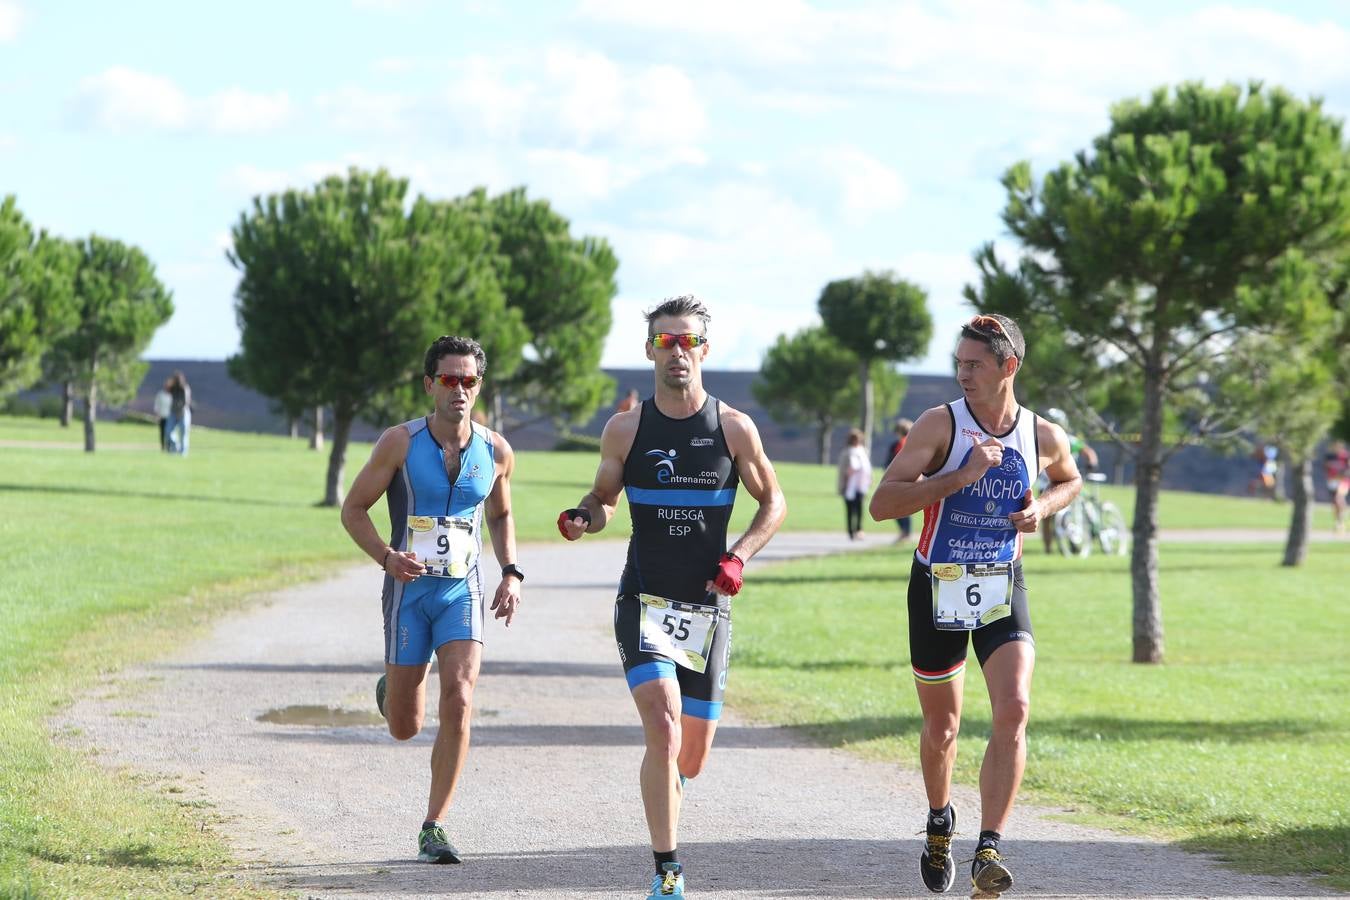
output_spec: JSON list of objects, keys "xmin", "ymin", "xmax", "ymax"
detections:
[{"xmin": 3, "ymin": 0, "xmax": 1349, "ymax": 373}]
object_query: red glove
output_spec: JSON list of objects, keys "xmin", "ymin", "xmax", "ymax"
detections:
[
  {"xmin": 712, "ymin": 552, "xmax": 744, "ymax": 596},
  {"xmin": 557, "ymin": 507, "xmax": 592, "ymax": 540}
]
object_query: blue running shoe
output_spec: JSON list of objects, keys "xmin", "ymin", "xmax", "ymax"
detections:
[{"xmin": 646, "ymin": 862, "xmax": 684, "ymax": 897}]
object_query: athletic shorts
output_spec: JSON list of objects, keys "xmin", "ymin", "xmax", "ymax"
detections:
[
  {"xmin": 614, "ymin": 592, "xmax": 731, "ymax": 721},
  {"xmin": 906, "ymin": 557, "xmax": 1033, "ymax": 685},
  {"xmin": 382, "ymin": 574, "xmax": 483, "ymax": 665}
]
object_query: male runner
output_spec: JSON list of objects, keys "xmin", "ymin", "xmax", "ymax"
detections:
[
  {"xmin": 558, "ymin": 295, "xmax": 786, "ymax": 899},
  {"xmin": 341, "ymin": 334, "xmax": 523, "ymax": 864},
  {"xmin": 869, "ymin": 314, "xmax": 1081, "ymax": 897}
]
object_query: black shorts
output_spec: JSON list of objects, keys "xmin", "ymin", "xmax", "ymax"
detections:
[
  {"xmin": 906, "ymin": 557, "xmax": 1034, "ymax": 685},
  {"xmin": 614, "ymin": 592, "xmax": 731, "ymax": 721}
]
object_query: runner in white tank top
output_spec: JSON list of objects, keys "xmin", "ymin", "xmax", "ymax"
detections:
[{"xmin": 869, "ymin": 313, "xmax": 1083, "ymax": 897}]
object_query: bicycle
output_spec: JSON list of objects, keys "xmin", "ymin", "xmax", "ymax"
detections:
[{"xmin": 1052, "ymin": 472, "xmax": 1128, "ymax": 557}]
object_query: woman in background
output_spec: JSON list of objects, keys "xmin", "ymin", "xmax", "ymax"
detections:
[{"xmin": 837, "ymin": 428, "xmax": 872, "ymax": 540}]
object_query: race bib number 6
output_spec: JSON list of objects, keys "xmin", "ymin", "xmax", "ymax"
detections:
[
  {"xmin": 407, "ymin": 515, "xmax": 476, "ymax": 578},
  {"xmin": 638, "ymin": 594, "xmax": 719, "ymax": 673},
  {"xmin": 931, "ymin": 562, "xmax": 1014, "ymax": 631}
]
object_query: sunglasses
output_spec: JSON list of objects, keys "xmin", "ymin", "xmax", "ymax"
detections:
[
  {"xmin": 967, "ymin": 314, "xmax": 1010, "ymax": 340},
  {"xmin": 432, "ymin": 373, "xmax": 482, "ymax": 389},
  {"xmin": 650, "ymin": 332, "xmax": 708, "ymax": 350}
]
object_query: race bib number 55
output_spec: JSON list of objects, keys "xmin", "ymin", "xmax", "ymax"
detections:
[
  {"xmin": 931, "ymin": 562, "xmax": 1013, "ymax": 631},
  {"xmin": 638, "ymin": 594, "xmax": 719, "ymax": 673},
  {"xmin": 407, "ymin": 516, "xmax": 476, "ymax": 578}
]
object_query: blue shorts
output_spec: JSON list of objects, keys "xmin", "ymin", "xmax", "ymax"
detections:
[
  {"xmin": 614, "ymin": 593, "xmax": 731, "ymax": 721},
  {"xmin": 382, "ymin": 574, "xmax": 483, "ymax": 665}
]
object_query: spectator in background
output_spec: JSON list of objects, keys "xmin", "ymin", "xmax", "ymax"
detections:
[
  {"xmin": 153, "ymin": 377, "xmax": 173, "ymax": 451},
  {"xmin": 888, "ymin": 419, "xmax": 914, "ymax": 542},
  {"xmin": 1041, "ymin": 408, "xmax": 1098, "ymax": 553},
  {"xmin": 1324, "ymin": 439, "xmax": 1349, "ymax": 535},
  {"xmin": 838, "ymin": 427, "xmax": 872, "ymax": 540},
  {"xmin": 616, "ymin": 388, "xmax": 640, "ymax": 413},
  {"xmin": 1248, "ymin": 442, "xmax": 1279, "ymax": 501},
  {"xmin": 167, "ymin": 371, "xmax": 191, "ymax": 456}
]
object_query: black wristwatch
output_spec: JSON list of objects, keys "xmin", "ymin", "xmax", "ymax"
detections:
[{"xmin": 501, "ymin": 563, "xmax": 525, "ymax": 582}]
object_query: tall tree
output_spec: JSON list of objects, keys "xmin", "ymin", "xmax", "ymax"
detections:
[
  {"xmin": 993, "ymin": 82, "xmax": 1350, "ymax": 662},
  {"xmin": 361, "ymin": 197, "xmax": 528, "ymax": 430},
  {"xmin": 0, "ymin": 198, "xmax": 78, "ymax": 400},
  {"xmin": 753, "ymin": 325, "xmax": 906, "ymax": 464},
  {"xmin": 44, "ymin": 236, "xmax": 173, "ymax": 451},
  {"xmin": 229, "ymin": 168, "xmax": 448, "ymax": 506},
  {"xmin": 456, "ymin": 187, "xmax": 617, "ymax": 431},
  {"xmin": 1219, "ymin": 255, "xmax": 1350, "ymax": 566},
  {"xmin": 818, "ymin": 271, "xmax": 932, "ymax": 447}
]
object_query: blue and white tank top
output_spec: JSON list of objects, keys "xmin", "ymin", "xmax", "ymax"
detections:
[{"xmin": 916, "ymin": 399, "xmax": 1040, "ymax": 566}]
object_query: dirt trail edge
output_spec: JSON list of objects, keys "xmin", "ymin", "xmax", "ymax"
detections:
[{"xmin": 59, "ymin": 534, "xmax": 1339, "ymax": 899}]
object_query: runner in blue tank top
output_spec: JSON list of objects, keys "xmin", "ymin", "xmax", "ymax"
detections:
[
  {"xmin": 341, "ymin": 335, "xmax": 523, "ymax": 866},
  {"xmin": 870, "ymin": 314, "xmax": 1082, "ymax": 898},
  {"xmin": 558, "ymin": 296, "xmax": 786, "ymax": 900}
]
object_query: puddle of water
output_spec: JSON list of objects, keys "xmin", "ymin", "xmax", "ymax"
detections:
[{"xmin": 257, "ymin": 705, "xmax": 385, "ymax": 727}]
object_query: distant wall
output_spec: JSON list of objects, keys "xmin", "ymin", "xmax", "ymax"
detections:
[{"xmin": 13, "ymin": 360, "xmax": 1311, "ymax": 499}]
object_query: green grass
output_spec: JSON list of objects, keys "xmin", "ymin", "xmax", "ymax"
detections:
[
  {"xmin": 730, "ymin": 541, "xmax": 1350, "ymax": 890},
  {"xmin": 0, "ymin": 414, "xmax": 1342, "ymax": 895}
]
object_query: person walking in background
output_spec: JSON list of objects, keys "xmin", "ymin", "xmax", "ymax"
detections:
[
  {"xmin": 1324, "ymin": 439, "xmax": 1350, "ymax": 535},
  {"xmin": 869, "ymin": 313, "xmax": 1082, "ymax": 897},
  {"xmin": 888, "ymin": 419, "xmax": 914, "ymax": 542},
  {"xmin": 340, "ymin": 334, "xmax": 523, "ymax": 865},
  {"xmin": 166, "ymin": 371, "xmax": 191, "ymax": 455},
  {"xmin": 616, "ymin": 387, "xmax": 641, "ymax": 413},
  {"xmin": 1248, "ymin": 442, "xmax": 1280, "ymax": 501},
  {"xmin": 153, "ymin": 377, "xmax": 173, "ymax": 451},
  {"xmin": 838, "ymin": 428, "xmax": 872, "ymax": 540},
  {"xmin": 558, "ymin": 295, "xmax": 785, "ymax": 899}
]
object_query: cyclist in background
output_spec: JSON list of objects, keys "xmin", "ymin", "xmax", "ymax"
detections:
[{"xmin": 1041, "ymin": 408, "xmax": 1098, "ymax": 554}]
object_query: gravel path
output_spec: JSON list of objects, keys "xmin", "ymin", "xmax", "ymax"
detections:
[{"xmin": 58, "ymin": 533, "xmax": 1340, "ymax": 899}]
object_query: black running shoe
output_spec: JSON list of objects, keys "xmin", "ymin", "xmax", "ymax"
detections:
[
  {"xmin": 920, "ymin": 807, "xmax": 956, "ymax": 893},
  {"xmin": 971, "ymin": 846, "xmax": 1013, "ymax": 896},
  {"xmin": 375, "ymin": 674, "xmax": 387, "ymax": 719},
  {"xmin": 417, "ymin": 824, "xmax": 461, "ymax": 864}
]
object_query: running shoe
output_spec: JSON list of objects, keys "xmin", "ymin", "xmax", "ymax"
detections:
[
  {"xmin": 970, "ymin": 846, "xmax": 1013, "ymax": 897},
  {"xmin": 417, "ymin": 824, "xmax": 462, "ymax": 864},
  {"xmin": 920, "ymin": 807, "xmax": 956, "ymax": 893},
  {"xmin": 646, "ymin": 862, "xmax": 684, "ymax": 897},
  {"xmin": 375, "ymin": 674, "xmax": 387, "ymax": 719}
]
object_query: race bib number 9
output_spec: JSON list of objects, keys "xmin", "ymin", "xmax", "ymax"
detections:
[
  {"xmin": 931, "ymin": 562, "xmax": 1013, "ymax": 631},
  {"xmin": 407, "ymin": 515, "xmax": 477, "ymax": 578},
  {"xmin": 638, "ymin": 594, "xmax": 720, "ymax": 673}
]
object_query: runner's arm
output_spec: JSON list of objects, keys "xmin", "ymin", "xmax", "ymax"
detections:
[
  {"xmin": 869, "ymin": 406, "xmax": 976, "ymax": 520},
  {"xmin": 340, "ymin": 427, "xmax": 414, "ymax": 569},
  {"xmin": 485, "ymin": 433, "xmax": 521, "ymax": 625},
  {"xmin": 1014, "ymin": 418, "xmax": 1082, "ymax": 526},
  {"xmin": 562, "ymin": 410, "xmax": 636, "ymax": 538},
  {"xmin": 722, "ymin": 407, "xmax": 786, "ymax": 562},
  {"xmin": 485, "ymin": 432, "xmax": 519, "ymax": 570}
]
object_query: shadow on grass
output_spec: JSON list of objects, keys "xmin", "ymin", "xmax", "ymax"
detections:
[
  {"xmin": 1178, "ymin": 824, "xmax": 1348, "ymax": 889},
  {"xmin": 36, "ymin": 841, "xmax": 178, "ymax": 869},
  {"xmin": 0, "ymin": 481, "xmax": 300, "ymax": 509}
]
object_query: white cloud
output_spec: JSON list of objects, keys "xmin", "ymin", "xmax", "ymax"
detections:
[
  {"xmin": 0, "ymin": 134, "xmax": 16, "ymax": 151},
  {"xmin": 201, "ymin": 88, "xmax": 291, "ymax": 134},
  {"xmin": 0, "ymin": 0, "xmax": 21, "ymax": 41},
  {"xmin": 794, "ymin": 147, "xmax": 908, "ymax": 223},
  {"xmin": 70, "ymin": 67, "xmax": 291, "ymax": 134},
  {"xmin": 316, "ymin": 86, "xmax": 417, "ymax": 134}
]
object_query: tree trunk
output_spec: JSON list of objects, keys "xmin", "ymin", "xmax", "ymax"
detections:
[
  {"xmin": 1130, "ymin": 361, "xmax": 1166, "ymax": 663},
  {"xmin": 61, "ymin": 380, "xmax": 73, "ymax": 427},
  {"xmin": 322, "ymin": 407, "xmax": 353, "ymax": 507},
  {"xmin": 1282, "ymin": 454, "xmax": 1313, "ymax": 567},
  {"xmin": 310, "ymin": 406, "xmax": 324, "ymax": 451},
  {"xmin": 817, "ymin": 419, "xmax": 832, "ymax": 465},
  {"xmin": 83, "ymin": 359, "xmax": 98, "ymax": 453},
  {"xmin": 859, "ymin": 359, "xmax": 874, "ymax": 450}
]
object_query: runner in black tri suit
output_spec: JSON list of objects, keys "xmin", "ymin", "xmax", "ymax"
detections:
[
  {"xmin": 870, "ymin": 314, "xmax": 1082, "ymax": 898},
  {"xmin": 558, "ymin": 295, "xmax": 786, "ymax": 900}
]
